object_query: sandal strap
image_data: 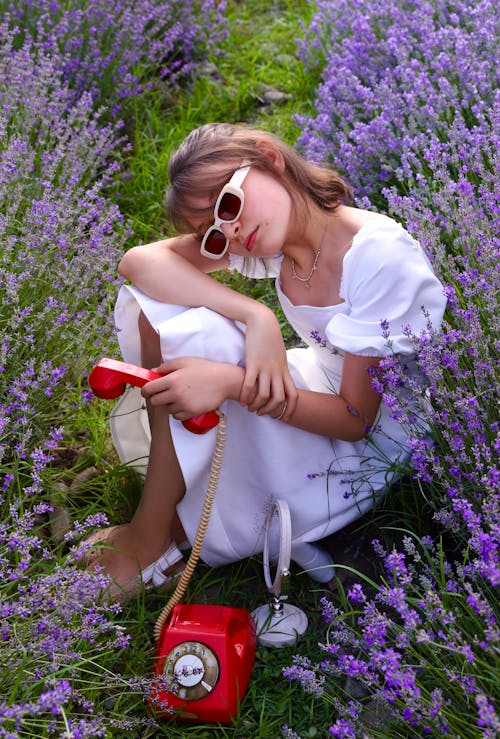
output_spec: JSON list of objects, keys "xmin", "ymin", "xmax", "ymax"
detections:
[{"xmin": 141, "ymin": 543, "xmax": 183, "ymax": 587}]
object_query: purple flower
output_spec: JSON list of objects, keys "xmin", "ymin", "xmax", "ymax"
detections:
[
  {"xmin": 476, "ymin": 693, "xmax": 500, "ymax": 734},
  {"xmin": 329, "ymin": 719, "xmax": 357, "ymax": 738},
  {"xmin": 283, "ymin": 656, "xmax": 325, "ymax": 697},
  {"xmin": 347, "ymin": 583, "xmax": 366, "ymax": 604}
]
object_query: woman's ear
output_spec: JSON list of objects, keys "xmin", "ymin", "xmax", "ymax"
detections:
[{"xmin": 256, "ymin": 140, "xmax": 286, "ymax": 172}]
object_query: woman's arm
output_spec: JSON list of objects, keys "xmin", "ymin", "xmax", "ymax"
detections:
[
  {"xmin": 142, "ymin": 353, "xmax": 382, "ymax": 442},
  {"xmin": 119, "ymin": 236, "xmax": 298, "ymax": 417},
  {"xmin": 283, "ymin": 353, "xmax": 383, "ymax": 441},
  {"xmin": 119, "ymin": 235, "xmax": 262, "ymax": 319}
]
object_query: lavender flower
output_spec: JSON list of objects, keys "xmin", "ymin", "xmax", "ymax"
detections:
[
  {"xmin": 288, "ymin": 537, "xmax": 499, "ymax": 735},
  {"xmin": 283, "ymin": 656, "xmax": 326, "ymax": 697},
  {"xmin": 7, "ymin": 0, "xmax": 227, "ymax": 110}
]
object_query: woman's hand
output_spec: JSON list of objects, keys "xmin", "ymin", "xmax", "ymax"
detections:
[
  {"xmin": 140, "ymin": 357, "xmax": 244, "ymax": 420},
  {"xmin": 241, "ymin": 307, "xmax": 297, "ymax": 420}
]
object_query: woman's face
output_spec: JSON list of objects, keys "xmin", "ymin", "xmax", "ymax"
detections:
[{"xmin": 188, "ymin": 163, "xmax": 294, "ymax": 259}]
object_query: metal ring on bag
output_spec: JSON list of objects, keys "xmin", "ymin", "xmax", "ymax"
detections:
[{"xmin": 262, "ymin": 499, "xmax": 292, "ymax": 597}]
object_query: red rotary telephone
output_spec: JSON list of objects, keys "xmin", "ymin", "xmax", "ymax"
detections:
[
  {"xmin": 88, "ymin": 358, "xmax": 257, "ymax": 723},
  {"xmin": 153, "ymin": 603, "xmax": 256, "ymax": 723},
  {"xmin": 88, "ymin": 357, "xmax": 219, "ymax": 434}
]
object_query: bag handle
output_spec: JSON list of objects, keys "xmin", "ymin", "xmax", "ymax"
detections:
[{"xmin": 263, "ymin": 499, "xmax": 292, "ymax": 597}]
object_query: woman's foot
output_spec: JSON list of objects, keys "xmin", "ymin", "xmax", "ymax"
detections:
[
  {"xmin": 291, "ymin": 541, "xmax": 336, "ymax": 584},
  {"xmin": 83, "ymin": 524, "xmax": 185, "ymax": 602}
]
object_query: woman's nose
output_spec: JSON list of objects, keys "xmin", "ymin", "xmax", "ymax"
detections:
[{"xmin": 221, "ymin": 220, "xmax": 240, "ymax": 241}]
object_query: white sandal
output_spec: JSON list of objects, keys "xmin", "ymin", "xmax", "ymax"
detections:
[
  {"xmin": 140, "ymin": 543, "xmax": 184, "ymax": 589},
  {"xmin": 82, "ymin": 526, "xmax": 184, "ymax": 601}
]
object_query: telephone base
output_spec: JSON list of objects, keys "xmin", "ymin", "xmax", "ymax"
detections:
[{"xmin": 152, "ymin": 603, "xmax": 256, "ymax": 723}]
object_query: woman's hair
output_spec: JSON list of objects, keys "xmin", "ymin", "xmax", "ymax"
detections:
[{"xmin": 165, "ymin": 123, "xmax": 353, "ymax": 234}]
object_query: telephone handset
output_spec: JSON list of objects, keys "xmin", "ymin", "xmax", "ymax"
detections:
[{"xmin": 87, "ymin": 357, "xmax": 219, "ymax": 434}]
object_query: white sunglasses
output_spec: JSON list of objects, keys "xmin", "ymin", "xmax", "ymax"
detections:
[{"xmin": 200, "ymin": 165, "xmax": 250, "ymax": 259}]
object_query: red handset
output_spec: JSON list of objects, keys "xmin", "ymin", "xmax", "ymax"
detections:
[{"xmin": 88, "ymin": 358, "xmax": 219, "ymax": 434}]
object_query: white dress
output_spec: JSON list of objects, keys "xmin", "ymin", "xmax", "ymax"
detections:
[{"xmin": 112, "ymin": 220, "xmax": 446, "ymax": 567}]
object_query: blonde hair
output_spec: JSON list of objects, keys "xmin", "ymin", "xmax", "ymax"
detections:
[{"xmin": 166, "ymin": 123, "xmax": 353, "ymax": 234}]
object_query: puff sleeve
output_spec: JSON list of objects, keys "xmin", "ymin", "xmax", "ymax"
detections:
[{"xmin": 326, "ymin": 222, "xmax": 447, "ymax": 356}]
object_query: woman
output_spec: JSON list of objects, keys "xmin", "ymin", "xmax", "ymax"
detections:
[{"xmin": 88, "ymin": 122, "xmax": 446, "ymax": 600}]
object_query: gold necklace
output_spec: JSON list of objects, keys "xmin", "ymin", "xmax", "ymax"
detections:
[{"xmin": 291, "ymin": 247, "xmax": 321, "ymax": 289}]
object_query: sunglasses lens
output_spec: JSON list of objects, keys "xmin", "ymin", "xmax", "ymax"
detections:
[
  {"xmin": 204, "ymin": 229, "xmax": 228, "ymax": 256},
  {"xmin": 217, "ymin": 192, "xmax": 242, "ymax": 221}
]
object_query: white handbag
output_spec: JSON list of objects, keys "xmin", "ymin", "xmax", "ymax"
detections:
[{"xmin": 109, "ymin": 386, "xmax": 151, "ymax": 477}]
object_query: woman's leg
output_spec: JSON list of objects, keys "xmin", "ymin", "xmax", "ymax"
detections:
[
  {"xmin": 136, "ymin": 309, "xmax": 187, "ymax": 547},
  {"xmin": 90, "ymin": 311, "xmax": 185, "ymax": 590}
]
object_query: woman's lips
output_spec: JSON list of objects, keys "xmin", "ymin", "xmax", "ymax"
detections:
[{"xmin": 245, "ymin": 227, "xmax": 258, "ymax": 252}]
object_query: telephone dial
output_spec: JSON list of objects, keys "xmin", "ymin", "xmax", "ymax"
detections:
[{"xmin": 87, "ymin": 357, "xmax": 219, "ymax": 434}]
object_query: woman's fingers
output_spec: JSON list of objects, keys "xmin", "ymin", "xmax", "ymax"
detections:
[
  {"xmin": 239, "ymin": 368, "xmax": 258, "ymax": 407},
  {"xmin": 247, "ymin": 371, "xmax": 273, "ymax": 413},
  {"xmin": 241, "ymin": 366, "xmax": 297, "ymax": 419},
  {"xmin": 253, "ymin": 374, "xmax": 285, "ymax": 416}
]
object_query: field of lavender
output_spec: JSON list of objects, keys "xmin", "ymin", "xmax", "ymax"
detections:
[
  {"xmin": 1, "ymin": 0, "xmax": 498, "ymax": 736},
  {"xmin": 287, "ymin": 2, "xmax": 499, "ymax": 735}
]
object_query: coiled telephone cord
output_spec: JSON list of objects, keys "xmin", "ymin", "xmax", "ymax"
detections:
[{"xmin": 153, "ymin": 410, "xmax": 227, "ymax": 642}]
